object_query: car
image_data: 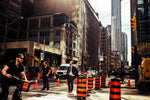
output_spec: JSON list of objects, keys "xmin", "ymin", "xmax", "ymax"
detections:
[{"xmin": 56, "ymin": 64, "xmax": 76, "ymax": 79}]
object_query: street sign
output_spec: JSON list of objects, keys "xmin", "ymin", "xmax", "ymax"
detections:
[{"xmin": 40, "ymin": 52, "xmax": 44, "ymax": 61}]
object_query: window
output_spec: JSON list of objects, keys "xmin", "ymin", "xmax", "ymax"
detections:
[
  {"xmin": 29, "ymin": 31, "xmax": 38, "ymax": 42},
  {"xmin": 41, "ymin": 17, "xmax": 50, "ymax": 28},
  {"xmin": 39, "ymin": 31, "xmax": 50, "ymax": 45},
  {"xmin": 54, "ymin": 30, "xmax": 60, "ymax": 41},
  {"xmin": 137, "ymin": 7, "xmax": 144, "ymax": 20},
  {"xmin": 69, "ymin": 41, "xmax": 72, "ymax": 48},
  {"xmin": 137, "ymin": 0, "xmax": 144, "ymax": 4},
  {"xmin": 69, "ymin": 33, "xmax": 72, "ymax": 39},
  {"xmin": 29, "ymin": 19, "xmax": 38, "ymax": 29},
  {"xmin": 73, "ymin": 51, "xmax": 75, "ymax": 56},
  {"xmin": 73, "ymin": 43, "xmax": 76, "ymax": 49},
  {"xmin": 69, "ymin": 49, "xmax": 72, "ymax": 55},
  {"xmin": 101, "ymin": 33, "xmax": 106, "ymax": 36},
  {"xmin": 148, "ymin": 7, "xmax": 150, "ymax": 18},
  {"xmin": 54, "ymin": 41, "xmax": 60, "ymax": 49}
]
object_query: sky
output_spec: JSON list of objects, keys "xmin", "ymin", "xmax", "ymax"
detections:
[{"xmin": 88, "ymin": 0, "xmax": 131, "ymax": 66}]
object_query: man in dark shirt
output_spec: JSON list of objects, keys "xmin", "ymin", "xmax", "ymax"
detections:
[
  {"xmin": 0, "ymin": 53, "xmax": 27, "ymax": 100},
  {"xmin": 41, "ymin": 61, "xmax": 51, "ymax": 90},
  {"xmin": 67, "ymin": 61, "xmax": 78, "ymax": 93}
]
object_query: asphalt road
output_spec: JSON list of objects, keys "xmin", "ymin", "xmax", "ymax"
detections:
[{"xmin": 1, "ymin": 77, "xmax": 150, "ymax": 100}]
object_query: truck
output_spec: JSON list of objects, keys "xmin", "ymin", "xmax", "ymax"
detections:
[{"xmin": 137, "ymin": 57, "xmax": 150, "ymax": 92}]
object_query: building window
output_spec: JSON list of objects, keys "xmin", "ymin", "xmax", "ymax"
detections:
[
  {"xmin": 29, "ymin": 19, "xmax": 38, "ymax": 29},
  {"xmin": 40, "ymin": 17, "xmax": 51, "ymax": 28},
  {"xmin": 69, "ymin": 41, "xmax": 72, "ymax": 48},
  {"xmin": 73, "ymin": 43, "xmax": 76, "ymax": 49},
  {"xmin": 137, "ymin": 0, "xmax": 144, "ymax": 4},
  {"xmin": 54, "ymin": 41, "xmax": 60, "ymax": 49},
  {"xmin": 29, "ymin": 31, "xmax": 38, "ymax": 42},
  {"xmin": 39, "ymin": 31, "xmax": 50, "ymax": 45},
  {"xmin": 73, "ymin": 51, "xmax": 75, "ymax": 56},
  {"xmin": 101, "ymin": 33, "xmax": 106, "ymax": 36},
  {"xmin": 54, "ymin": 30, "xmax": 60, "ymax": 41},
  {"xmin": 69, "ymin": 49, "xmax": 72, "ymax": 55},
  {"xmin": 137, "ymin": 7, "xmax": 144, "ymax": 20},
  {"xmin": 66, "ymin": 48, "xmax": 68, "ymax": 55},
  {"xmin": 148, "ymin": 7, "xmax": 150, "ymax": 18},
  {"xmin": 66, "ymin": 31, "xmax": 69, "ymax": 38},
  {"xmin": 69, "ymin": 33, "xmax": 72, "ymax": 39}
]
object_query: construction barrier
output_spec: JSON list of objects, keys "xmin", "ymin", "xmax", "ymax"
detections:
[
  {"xmin": 101, "ymin": 76, "xmax": 106, "ymax": 88},
  {"xmin": 88, "ymin": 77, "xmax": 93, "ymax": 91},
  {"xmin": 57, "ymin": 78, "xmax": 60, "ymax": 86},
  {"xmin": 34, "ymin": 79, "xmax": 38, "ymax": 89},
  {"xmin": 110, "ymin": 78, "xmax": 121, "ymax": 100},
  {"xmin": 22, "ymin": 81, "xmax": 30, "ymax": 92},
  {"xmin": 77, "ymin": 76, "xmax": 87, "ymax": 100},
  {"xmin": 95, "ymin": 76, "xmax": 100, "ymax": 90},
  {"xmin": 127, "ymin": 77, "xmax": 130, "ymax": 86},
  {"xmin": 75, "ymin": 78, "xmax": 77, "ymax": 84}
]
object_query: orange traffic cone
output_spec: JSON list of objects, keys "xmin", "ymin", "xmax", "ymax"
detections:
[
  {"xmin": 127, "ymin": 77, "xmax": 130, "ymax": 86},
  {"xmin": 34, "ymin": 78, "xmax": 38, "ymax": 89},
  {"xmin": 75, "ymin": 78, "xmax": 77, "ymax": 84},
  {"xmin": 66, "ymin": 79, "xmax": 68, "ymax": 85},
  {"xmin": 57, "ymin": 78, "xmax": 60, "ymax": 86}
]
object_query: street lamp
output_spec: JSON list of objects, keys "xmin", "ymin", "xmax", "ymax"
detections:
[{"xmin": 3, "ymin": 16, "xmax": 23, "ymax": 64}]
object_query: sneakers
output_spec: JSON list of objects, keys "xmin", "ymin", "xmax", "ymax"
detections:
[{"xmin": 41, "ymin": 88, "xmax": 45, "ymax": 90}]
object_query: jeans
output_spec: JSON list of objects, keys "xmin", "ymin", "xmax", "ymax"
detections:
[
  {"xmin": 68, "ymin": 76, "xmax": 73, "ymax": 91},
  {"xmin": 42, "ymin": 76, "xmax": 49, "ymax": 90}
]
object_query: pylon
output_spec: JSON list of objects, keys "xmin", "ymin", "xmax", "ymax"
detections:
[
  {"xmin": 57, "ymin": 78, "xmax": 60, "ymax": 86},
  {"xmin": 34, "ymin": 78, "xmax": 38, "ymax": 89},
  {"xmin": 75, "ymin": 78, "xmax": 77, "ymax": 84},
  {"xmin": 127, "ymin": 77, "xmax": 130, "ymax": 86},
  {"xmin": 66, "ymin": 79, "xmax": 68, "ymax": 84}
]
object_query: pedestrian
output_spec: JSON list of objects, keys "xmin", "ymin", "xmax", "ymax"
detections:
[
  {"xmin": 87, "ymin": 67, "xmax": 93, "ymax": 77},
  {"xmin": 67, "ymin": 61, "xmax": 78, "ymax": 93},
  {"xmin": 101, "ymin": 67, "xmax": 107, "ymax": 77},
  {"xmin": 119, "ymin": 68, "xmax": 125, "ymax": 84},
  {"xmin": 0, "ymin": 53, "xmax": 27, "ymax": 100},
  {"xmin": 41, "ymin": 61, "xmax": 51, "ymax": 90}
]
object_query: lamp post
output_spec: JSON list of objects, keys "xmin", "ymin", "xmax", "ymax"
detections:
[{"xmin": 3, "ymin": 16, "xmax": 23, "ymax": 64}]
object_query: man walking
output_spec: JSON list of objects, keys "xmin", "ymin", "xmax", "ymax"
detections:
[
  {"xmin": 67, "ymin": 61, "xmax": 78, "ymax": 93},
  {"xmin": 41, "ymin": 61, "xmax": 51, "ymax": 90}
]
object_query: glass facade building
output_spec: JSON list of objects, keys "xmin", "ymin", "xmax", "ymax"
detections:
[
  {"xmin": 137, "ymin": 0, "xmax": 150, "ymax": 44},
  {"xmin": 111, "ymin": 0, "xmax": 122, "ymax": 53}
]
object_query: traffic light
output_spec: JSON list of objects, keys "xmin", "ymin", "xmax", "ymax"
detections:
[
  {"xmin": 132, "ymin": 46, "xmax": 135, "ymax": 54},
  {"xmin": 131, "ymin": 16, "xmax": 136, "ymax": 30}
]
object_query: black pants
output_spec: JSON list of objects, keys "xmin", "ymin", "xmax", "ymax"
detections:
[
  {"xmin": 42, "ymin": 76, "xmax": 49, "ymax": 90},
  {"xmin": 68, "ymin": 76, "xmax": 73, "ymax": 91},
  {"xmin": 0, "ymin": 76, "xmax": 23, "ymax": 100}
]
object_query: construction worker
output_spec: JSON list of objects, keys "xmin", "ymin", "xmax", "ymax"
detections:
[{"xmin": 0, "ymin": 53, "xmax": 27, "ymax": 100}]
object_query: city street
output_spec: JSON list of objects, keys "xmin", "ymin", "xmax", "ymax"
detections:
[{"xmin": 1, "ymin": 77, "xmax": 150, "ymax": 100}]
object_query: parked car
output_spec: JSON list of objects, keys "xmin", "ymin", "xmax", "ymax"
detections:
[{"xmin": 56, "ymin": 64, "xmax": 76, "ymax": 79}]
